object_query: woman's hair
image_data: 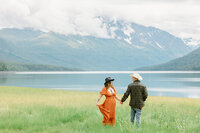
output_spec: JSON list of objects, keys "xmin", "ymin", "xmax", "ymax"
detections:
[{"xmin": 104, "ymin": 81, "xmax": 111, "ymax": 88}]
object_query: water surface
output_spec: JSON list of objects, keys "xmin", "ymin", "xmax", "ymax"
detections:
[{"xmin": 0, "ymin": 71, "xmax": 200, "ymax": 98}]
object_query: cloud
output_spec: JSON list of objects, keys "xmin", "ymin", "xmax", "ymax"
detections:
[{"xmin": 0, "ymin": 0, "xmax": 200, "ymax": 40}]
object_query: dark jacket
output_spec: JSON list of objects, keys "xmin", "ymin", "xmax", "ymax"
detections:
[{"xmin": 121, "ymin": 80, "xmax": 148, "ymax": 108}]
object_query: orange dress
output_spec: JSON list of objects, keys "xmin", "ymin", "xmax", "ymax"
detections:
[{"xmin": 98, "ymin": 87, "xmax": 117, "ymax": 125}]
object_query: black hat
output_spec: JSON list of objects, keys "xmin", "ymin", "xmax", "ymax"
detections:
[{"xmin": 104, "ymin": 77, "xmax": 115, "ymax": 84}]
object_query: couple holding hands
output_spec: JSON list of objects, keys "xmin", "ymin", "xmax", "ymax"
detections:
[{"xmin": 96, "ymin": 73, "xmax": 148, "ymax": 126}]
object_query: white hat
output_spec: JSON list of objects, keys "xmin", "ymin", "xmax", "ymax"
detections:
[{"xmin": 129, "ymin": 73, "xmax": 143, "ymax": 80}]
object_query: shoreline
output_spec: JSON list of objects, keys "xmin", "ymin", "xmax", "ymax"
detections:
[
  {"xmin": 1, "ymin": 70, "xmax": 200, "ymax": 74},
  {"xmin": 1, "ymin": 85, "xmax": 200, "ymax": 100}
]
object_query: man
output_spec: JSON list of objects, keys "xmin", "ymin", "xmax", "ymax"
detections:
[{"xmin": 121, "ymin": 73, "xmax": 148, "ymax": 126}]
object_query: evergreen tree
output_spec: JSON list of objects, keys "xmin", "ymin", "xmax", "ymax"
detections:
[{"xmin": 0, "ymin": 63, "xmax": 7, "ymax": 71}]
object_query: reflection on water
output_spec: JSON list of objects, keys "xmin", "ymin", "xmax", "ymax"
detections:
[
  {"xmin": 0, "ymin": 71, "xmax": 200, "ymax": 98},
  {"xmin": 0, "ymin": 74, "xmax": 8, "ymax": 84}
]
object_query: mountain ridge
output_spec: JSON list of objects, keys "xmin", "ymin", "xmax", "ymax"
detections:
[
  {"xmin": 136, "ymin": 46, "xmax": 200, "ymax": 70},
  {"xmin": 0, "ymin": 18, "xmax": 194, "ymax": 70}
]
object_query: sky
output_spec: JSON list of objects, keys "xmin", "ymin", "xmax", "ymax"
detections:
[{"xmin": 0, "ymin": 0, "xmax": 200, "ymax": 41}]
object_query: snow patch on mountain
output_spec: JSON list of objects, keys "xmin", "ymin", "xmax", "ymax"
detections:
[
  {"xmin": 155, "ymin": 42, "xmax": 163, "ymax": 49},
  {"xmin": 140, "ymin": 39, "xmax": 148, "ymax": 44},
  {"xmin": 148, "ymin": 33, "xmax": 152, "ymax": 37},
  {"xmin": 124, "ymin": 38, "xmax": 132, "ymax": 44},
  {"xmin": 183, "ymin": 38, "xmax": 200, "ymax": 46},
  {"xmin": 109, "ymin": 26, "xmax": 118, "ymax": 38},
  {"xmin": 132, "ymin": 44, "xmax": 145, "ymax": 49},
  {"xmin": 140, "ymin": 33, "xmax": 144, "ymax": 36},
  {"xmin": 123, "ymin": 24, "xmax": 135, "ymax": 37},
  {"xmin": 77, "ymin": 40, "xmax": 82, "ymax": 44}
]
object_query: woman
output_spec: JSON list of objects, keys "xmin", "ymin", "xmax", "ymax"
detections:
[{"xmin": 96, "ymin": 77, "xmax": 121, "ymax": 126}]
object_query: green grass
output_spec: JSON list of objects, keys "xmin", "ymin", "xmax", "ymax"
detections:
[{"xmin": 0, "ymin": 86, "xmax": 199, "ymax": 133}]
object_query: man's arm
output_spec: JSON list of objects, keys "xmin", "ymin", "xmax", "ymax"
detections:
[
  {"xmin": 143, "ymin": 86, "xmax": 148, "ymax": 101},
  {"xmin": 121, "ymin": 85, "xmax": 131, "ymax": 102}
]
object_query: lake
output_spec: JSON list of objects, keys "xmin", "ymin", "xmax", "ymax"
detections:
[{"xmin": 0, "ymin": 71, "xmax": 200, "ymax": 98}]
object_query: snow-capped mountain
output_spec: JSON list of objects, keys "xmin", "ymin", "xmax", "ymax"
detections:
[
  {"xmin": 183, "ymin": 38, "xmax": 200, "ymax": 48},
  {"xmin": 0, "ymin": 17, "xmax": 194, "ymax": 70}
]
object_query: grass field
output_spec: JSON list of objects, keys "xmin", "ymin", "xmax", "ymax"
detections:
[{"xmin": 0, "ymin": 86, "xmax": 199, "ymax": 133}]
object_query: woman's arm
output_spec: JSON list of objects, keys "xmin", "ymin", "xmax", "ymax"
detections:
[
  {"xmin": 110, "ymin": 85, "xmax": 121, "ymax": 102},
  {"xmin": 115, "ymin": 95, "xmax": 121, "ymax": 102},
  {"xmin": 96, "ymin": 94, "xmax": 103, "ymax": 106}
]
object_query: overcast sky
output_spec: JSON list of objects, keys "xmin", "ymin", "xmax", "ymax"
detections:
[{"xmin": 0, "ymin": 0, "xmax": 199, "ymax": 40}]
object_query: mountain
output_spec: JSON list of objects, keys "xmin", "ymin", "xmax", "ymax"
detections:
[
  {"xmin": 183, "ymin": 38, "xmax": 200, "ymax": 48},
  {"xmin": 0, "ymin": 62, "xmax": 81, "ymax": 71},
  {"xmin": 0, "ymin": 18, "xmax": 194, "ymax": 70},
  {"xmin": 136, "ymin": 46, "xmax": 200, "ymax": 70}
]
